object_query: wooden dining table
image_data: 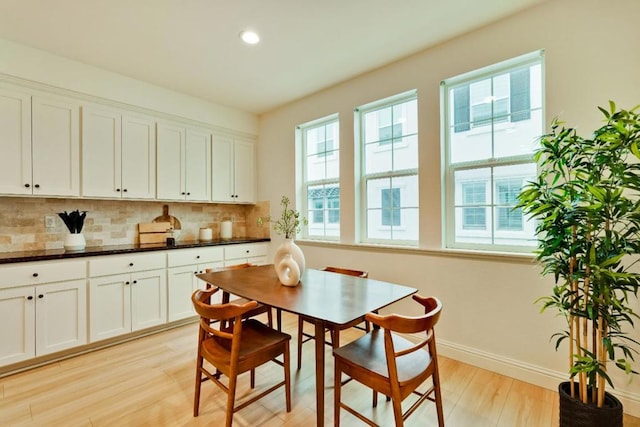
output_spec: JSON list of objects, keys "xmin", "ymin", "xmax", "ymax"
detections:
[{"xmin": 196, "ymin": 264, "xmax": 417, "ymax": 426}]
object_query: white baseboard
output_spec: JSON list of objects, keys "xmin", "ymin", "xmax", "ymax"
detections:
[{"xmin": 438, "ymin": 339, "xmax": 640, "ymax": 418}]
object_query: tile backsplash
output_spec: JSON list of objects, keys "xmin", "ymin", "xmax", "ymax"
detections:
[{"xmin": 0, "ymin": 197, "xmax": 270, "ymax": 253}]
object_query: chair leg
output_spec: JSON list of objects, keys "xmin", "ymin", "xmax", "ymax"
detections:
[
  {"xmin": 250, "ymin": 368, "xmax": 255, "ymax": 389},
  {"xmin": 372, "ymin": 389, "xmax": 378, "ymax": 407},
  {"xmin": 433, "ymin": 369, "xmax": 445, "ymax": 427},
  {"xmin": 284, "ymin": 341, "xmax": 292, "ymax": 412},
  {"xmin": 193, "ymin": 356, "xmax": 203, "ymax": 416},
  {"xmin": 267, "ymin": 307, "xmax": 273, "ymax": 328},
  {"xmin": 297, "ymin": 316, "xmax": 304, "ymax": 370},
  {"xmin": 334, "ymin": 358, "xmax": 342, "ymax": 427},
  {"xmin": 226, "ymin": 374, "xmax": 238, "ymax": 427},
  {"xmin": 391, "ymin": 396, "xmax": 404, "ymax": 427}
]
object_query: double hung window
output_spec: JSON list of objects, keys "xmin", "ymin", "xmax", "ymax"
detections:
[
  {"xmin": 299, "ymin": 115, "xmax": 340, "ymax": 239},
  {"xmin": 442, "ymin": 51, "xmax": 544, "ymax": 251},
  {"xmin": 357, "ymin": 90, "xmax": 418, "ymax": 244}
]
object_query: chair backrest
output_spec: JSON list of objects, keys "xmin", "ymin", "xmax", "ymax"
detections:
[
  {"xmin": 192, "ymin": 288, "xmax": 263, "ymax": 375},
  {"xmin": 323, "ymin": 266, "xmax": 369, "ymax": 278},
  {"xmin": 365, "ymin": 294, "xmax": 442, "ymax": 360},
  {"xmin": 192, "ymin": 287, "xmax": 258, "ymax": 320}
]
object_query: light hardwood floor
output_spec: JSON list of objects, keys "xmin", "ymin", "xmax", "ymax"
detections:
[{"xmin": 2, "ymin": 312, "xmax": 639, "ymax": 426}]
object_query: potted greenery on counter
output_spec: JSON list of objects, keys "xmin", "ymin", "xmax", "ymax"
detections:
[{"xmin": 517, "ymin": 102, "xmax": 640, "ymax": 427}]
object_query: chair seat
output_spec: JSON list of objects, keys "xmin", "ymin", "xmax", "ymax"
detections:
[
  {"xmin": 333, "ymin": 329, "xmax": 432, "ymax": 390},
  {"xmin": 204, "ymin": 319, "xmax": 291, "ymax": 375}
]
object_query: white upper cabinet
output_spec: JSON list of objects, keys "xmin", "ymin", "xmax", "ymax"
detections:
[
  {"xmin": 122, "ymin": 115, "xmax": 156, "ymax": 198},
  {"xmin": 0, "ymin": 86, "xmax": 80, "ymax": 197},
  {"xmin": 212, "ymin": 134, "xmax": 256, "ymax": 203},
  {"xmin": 0, "ymin": 79, "xmax": 258, "ymax": 204},
  {"xmin": 82, "ymin": 105, "xmax": 156, "ymax": 199},
  {"xmin": 157, "ymin": 122, "xmax": 211, "ymax": 201},
  {"xmin": 31, "ymin": 95, "xmax": 80, "ymax": 197},
  {"xmin": 0, "ymin": 85, "xmax": 32, "ymax": 195}
]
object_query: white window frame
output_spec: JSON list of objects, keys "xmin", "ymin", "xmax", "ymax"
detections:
[
  {"xmin": 298, "ymin": 114, "xmax": 340, "ymax": 240},
  {"xmin": 356, "ymin": 90, "xmax": 418, "ymax": 246},
  {"xmin": 441, "ymin": 50, "xmax": 544, "ymax": 252}
]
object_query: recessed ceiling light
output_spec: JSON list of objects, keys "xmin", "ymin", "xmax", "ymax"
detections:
[{"xmin": 240, "ymin": 30, "xmax": 260, "ymax": 45}]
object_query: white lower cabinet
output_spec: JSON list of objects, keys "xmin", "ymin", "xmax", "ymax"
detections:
[
  {"xmin": 0, "ymin": 260, "xmax": 87, "ymax": 367},
  {"xmin": 0, "ymin": 242, "xmax": 269, "ymax": 369},
  {"xmin": 224, "ymin": 243, "xmax": 269, "ymax": 266},
  {"xmin": 88, "ymin": 253, "xmax": 166, "ymax": 342},
  {"xmin": 166, "ymin": 247, "xmax": 224, "ymax": 321}
]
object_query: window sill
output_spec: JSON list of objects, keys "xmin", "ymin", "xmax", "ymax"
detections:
[{"xmin": 295, "ymin": 238, "xmax": 536, "ymax": 264}]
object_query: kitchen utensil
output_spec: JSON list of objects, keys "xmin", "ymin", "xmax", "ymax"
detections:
[{"xmin": 152, "ymin": 205, "xmax": 181, "ymax": 230}]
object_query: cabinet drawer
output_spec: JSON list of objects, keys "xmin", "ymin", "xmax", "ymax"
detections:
[
  {"xmin": 224, "ymin": 243, "xmax": 268, "ymax": 261},
  {"xmin": 89, "ymin": 252, "xmax": 166, "ymax": 277},
  {"xmin": 0, "ymin": 259, "xmax": 87, "ymax": 289},
  {"xmin": 167, "ymin": 247, "xmax": 224, "ymax": 267}
]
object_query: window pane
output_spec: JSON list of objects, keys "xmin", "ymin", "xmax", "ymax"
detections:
[
  {"xmin": 306, "ymin": 184, "xmax": 340, "ymax": 237},
  {"xmin": 453, "ymin": 164, "xmax": 537, "ymax": 246},
  {"xmin": 364, "ymin": 98, "xmax": 418, "ymax": 174},
  {"xmin": 366, "ymin": 174, "xmax": 418, "ymax": 242},
  {"xmin": 449, "ymin": 61, "xmax": 543, "ymax": 165},
  {"xmin": 306, "ymin": 121, "xmax": 340, "ymax": 181}
]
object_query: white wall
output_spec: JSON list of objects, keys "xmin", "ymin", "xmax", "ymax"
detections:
[
  {"xmin": 258, "ymin": 0, "xmax": 640, "ymax": 415},
  {"xmin": 0, "ymin": 38, "xmax": 258, "ymax": 135}
]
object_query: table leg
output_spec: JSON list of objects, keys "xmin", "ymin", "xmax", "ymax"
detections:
[{"xmin": 314, "ymin": 319, "xmax": 325, "ymax": 426}]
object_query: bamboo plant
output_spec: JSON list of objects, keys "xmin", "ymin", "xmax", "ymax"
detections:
[{"xmin": 517, "ymin": 102, "xmax": 640, "ymax": 407}]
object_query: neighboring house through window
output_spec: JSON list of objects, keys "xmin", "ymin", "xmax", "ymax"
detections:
[{"xmin": 442, "ymin": 50, "xmax": 544, "ymax": 251}]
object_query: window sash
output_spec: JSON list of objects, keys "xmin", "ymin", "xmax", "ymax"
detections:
[
  {"xmin": 358, "ymin": 90, "xmax": 418, "ymax": 245},
  {"xmin": 442, "ymin": 50, "xmax": 543, "ymax": 252},
  {"xmin": 299, "ymin": 115, "xmax": 340, "ymax": 240}
]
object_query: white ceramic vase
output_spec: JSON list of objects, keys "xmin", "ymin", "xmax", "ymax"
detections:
[
  {"xmin": 274, "ymin": 238, "xmax": 305, "ymax": 274},
  {"xmin": 64, "ymin": 233, "xmax": 86, "ymax": 251},
  {"xmin": 275, "ymin": 253, "xmax": 301, "ymax": 286}
]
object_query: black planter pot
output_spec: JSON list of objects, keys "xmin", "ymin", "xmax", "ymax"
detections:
[{"xmin": 559, "ymin": 381, "xmax": 623, "ymax": 427}]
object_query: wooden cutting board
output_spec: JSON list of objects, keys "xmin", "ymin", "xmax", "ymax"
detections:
[
  {"xmin": 139, "ymin": 222, "xmax": 171, "ymax": 244},
  {"xmin": 152, "ymin": 204, "xmax": 181, "ymax": 230}
]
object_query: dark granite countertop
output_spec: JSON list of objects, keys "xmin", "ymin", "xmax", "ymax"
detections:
[{"xmin": 0, "ymin": 238, "xmax": 271, "ymax": 264}]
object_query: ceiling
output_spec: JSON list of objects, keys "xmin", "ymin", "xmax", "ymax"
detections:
[{"xmin": 0, "ymin": 0, "xmax": 546, "ymax": 114}]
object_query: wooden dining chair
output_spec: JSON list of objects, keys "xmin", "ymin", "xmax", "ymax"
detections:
[
  {"xmin": 296, "ymin": 266, "xmax": 369, "ymax": 370},
  {"xmin": 191, "ymin": 287, "xmax": 292, "ymax": 427},
  {"xmin": 203, "ymin": 263, "xmax": 274, "ymax": 328},
  {"xmin": 333, "ymin": 295, "xmax": 444, "ymax": 427}
]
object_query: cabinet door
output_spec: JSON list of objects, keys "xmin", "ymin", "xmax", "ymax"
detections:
[
  {"xmin": 122, "ymin": 114, "xmax": 156, "ymax": 199},
  {"xmin": 32, "ymin": 95, "xmax": 80, "ymax": 196},
  {"xmin": 233, "ymin": 139, "xmax": 256, "ymax": 203},
  {"xmin": 156, "ymin": 122, "xmax": 186, "ymax": 200},
  {"xmin": 81, "ymin": 106, "xmax": 122, "ymax": 198},
  {"xmin": 167, "ymin": 265, "xmax": 198, "ymax": 321},
  {"xmin": 130, "ymin": 269, "xmax": 166, "ymax": 331},
  {"xmin": 0, "ymin": 287, "xmax": 35, "ymax": 366},
  {"xmin": 185, "ymin": 128, "xmax": 211, "ymax": 201},
  {"xmin": 211, "ymin": 135, "xmax": 234, "ymax": 202},
  {"xmin": 0, "ymin": 86, "xmax": 32, "ymax": 195},
  {"xmin": 89, "ymin": 274, "xmax": 130, "ymax": 342},
  {"xmin": 35, "ymin": 279, "xmax": 87, "ymax": 356}
]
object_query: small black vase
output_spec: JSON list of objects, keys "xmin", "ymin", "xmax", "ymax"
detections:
[{"xmin": 558, "ymin": 381, "xmax": 623, "ymax": 427}]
